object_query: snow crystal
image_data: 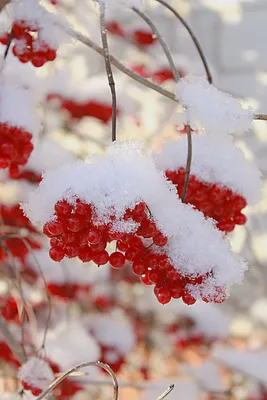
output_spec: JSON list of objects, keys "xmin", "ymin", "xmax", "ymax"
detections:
[
  {"xmin": 83, "ymin": 313, "xmax": 136, "ymax": 355},
  {"xmin": 37, "ymin": 321, "xmax": 100, "ymax": 375},
  {"xmin": 176, "ymin": 75, "xmax": 254, "ymax": 135},
  {"xmin": 18, "ymin": 357, "xmax": 54, "ymax": 390},
  {"xmin": 22, "ymin": 141, "xmax": 247, "ymax": 298},
  {"xmin": 0, "ymin": 83, "xmax": 39, "ymax": 134},
  {"xmin": 154, "ymin": 133, "xmax": 262, "ymax": 204},
  {"xmin": 26, "ymin": 249, "xmax": 110, "ymax": 285}
]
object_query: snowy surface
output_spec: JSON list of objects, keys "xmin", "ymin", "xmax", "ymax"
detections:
[
  {"xmin": 18, "ymin": 357, "xmax": 54, "ymax": 390},
  {"xmin": 176, "ymin": 75, "xmax": 254, "ymax": 135},
  {"xmin": 154, "ymin": 133, "xmax": 262, "ymax": 204}
]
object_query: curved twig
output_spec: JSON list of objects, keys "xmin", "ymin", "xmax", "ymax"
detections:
[
  {"xmin": 99, "ymin": 3, "xmax": 117, "ymax": 142},
  {"xmin": 35, "ymin": 361, "xmax": 118, "ymax": 400},
  {"xmin": 155, "ymin": 0, "xmax": 212, "ymax": 84},
  {"xmin": 157, "ymin": 384, "xmax": 175, "ymax": 400},
  {"xmin": 132, "ymin": 7, "xmax": 180, "ymax": 82}
]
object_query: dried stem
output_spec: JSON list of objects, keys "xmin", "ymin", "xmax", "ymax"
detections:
[
  {"xmin": 157, "ymin": 384, "xmax": 175, "ymax": 400},
  {"xmin": 181, "ymin": 123, "xmax": 192, "ymax": 202},
  {"xmin": 0, "ymin": 316, "xmax": 26, "ymax": 364},
  {"xmin": 35, "ymin": 361, "xmax": 119, "ymax": 400},
  {"xmin": 254, "ymin": 113, "xmax": 267, "ymax": 121},
  {"xmin": 155, "ymin": 0, "xmax": 212, "ymax": 83},
  {"xmin": 99, "ymin": 2, "xmax": 117, "ymax": 142},
  {"xmin": 132, "ymin": 7, "xmax": 180, "ymax": 82}
]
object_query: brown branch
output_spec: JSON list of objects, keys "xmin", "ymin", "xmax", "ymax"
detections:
[
  {"xmin": 99, "ymin": 3, "xmax": 117, "ymax": 142},
  {"xmin": 254, "ymin": 113, "xmax": 267, "ymax": 121},
  {"xmin": 132, "ymin": 7, "xmax": 180, "ymax": 82},
  {"xmin": 35, "ymin": 361, "xmax": 119, "ymax": 400},
  {"xmin": 155, "ymin": 0, "xmax": 212, "ymax": 84}
]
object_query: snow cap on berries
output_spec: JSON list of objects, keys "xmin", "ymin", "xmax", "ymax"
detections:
[
  {"xmin": 154, "ymin": 133, "xmax": 262, "ymax": 205},
  {"xmin": 176, "ymin": 75, "xmax": 254, "ymax": 135},
  {"xmin": 18, "ymin": 357, "xmax": 55, "ymax": 390},
  {"xmin": 23, "ymin": 141, "xmax": 247, "ymax": 300}
]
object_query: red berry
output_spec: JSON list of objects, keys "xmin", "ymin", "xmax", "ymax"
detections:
[
  {"xmin": 75, "ymin": 201, "xmax": 92, "ymax": 215},
  {"xmin": 78, "ymin": 246, "xmax": 93, "ymax": 262},
  {"xmin": 148, "ymin": 268, "xmax": 165, "ymax": 285},
  {"xmin": 31, "ymin": 54, "xmax": 46, "ymax": 67},
  {"xmin": 55, "ymin": 200, "xmax": 73, "ymax": 216},
  {"xmin": 66, "ymin": 215, "xmax": 85, "ymax": 232},
  {"xmin": 88, "ymin": 228, "xmax": 102, "ymax": 244},
  {"xmin": 155, "ymin": 287, "xmax": 171, "ymax": 305},
  {"xmin": 64, "ymin": 246, "xmax": 79, "ymax": 258},
  {"xmin": 31, "ymin": 387, "xmax": 42, "ymax": 396},
  {"xmin": 132, "ymin": 260, "xmax": 146, "ymax": 276},
  {"xmin": 182, "ymin": 291, "xmax": 196, "ymax": 305},
  {"xmin": 153, "ymin": 233, "xmax": 168, "ymax": 247},
  {"xmin": 92, "ymin": 250, "xmax": 109, "ymax": 265},
  {"xmin": 116, "ymin": 240, "xmax": 128, "ymax": 252},
  {"xmin": 109, "ymin": 252, "xmax": 125, "ymax": 269},
  {"xmin": 234, "ymin": 213, "xmax": 247, "ymax": 225},
  {"xmin": 44, "ymin": 220, "xmax": 64, "ymax": 236},
  {"xmin": 140, "ymin": 273, "xmax": 152, "ymax": 285},
  {"xmin": 49, "ymin": 246, "xmax": 64, "ymax": 261}
]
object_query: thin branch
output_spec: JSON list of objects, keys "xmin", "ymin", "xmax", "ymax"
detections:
[
  {"xmin": 254, "ymin": 113, "xmax": 267, "ymax": 121},
  {"xmin": 4, "ymin": 28, "xmax": 14, "ymax": 59},
  {"xmin": 0, "ymin": 316, "xmax": 27, "ymax": 364},
  {"xmin": 157, "ymin": 384, "xmax": 175, "ymax": 400},
  {"xmin": 99, "ymin": 2, "xmax": 117, "ymax": 142},
  {"xmin": 132, "ymin": 7, "xmax": 180, "ymax": 82},
  {"xmin": 35, "ymin": 361, "xmax": 119, "ymax": 400},
  {"xmin": 155, "ymin": 0, "xmax": 212, "ymax": 84},
  {"xmin": 181, "ymin": 123, "xmax": 192, "ymax": 202}
]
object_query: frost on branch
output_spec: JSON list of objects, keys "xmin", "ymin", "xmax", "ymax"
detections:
[
  {"xmin": 22, "ymin": 141, "xmax": 247, "ymax": 304},
  {"xmin": 176, "ymin": 75, "xmax": 254, "ymax": 135},
  {"xmin": 18, "ymin": 357, "xmax": 55, "ymax": 396}
]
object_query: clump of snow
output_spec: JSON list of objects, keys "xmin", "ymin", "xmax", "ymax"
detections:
[
  {"xmin": 83, "ymin": 313, "xmax": 136, "ymax": 355},
  {"xmin": 22, "ymin": 141, "xmax": 247, "ymax": 299},
  {"xmin": 25, "ymin": 137, "xmax": 76, "ymax": 175},
  {"xmin": 0, "ymin": 83, "xmax": 39, "ymax": 135},
  {"xmin": 35, "ymin": 320, "xmax": 100, "ymax": 377},
  {"xmin": 18, "ymin": 357, "xmax": 54, "ymax": 390},
  {"xmin": 154, "ymin": 133, "xmax": 262, "ymax": 204},
  {"xmin": 11, "ymin": 0, "xmax": 68, "ymax": 48},
  {"xmin": 176, "ymin": 75, "xmax": 254, "ymax": 135},
  {"xmin": 26, "ymin": 249, "xmax": 110, "ymax": 285}
]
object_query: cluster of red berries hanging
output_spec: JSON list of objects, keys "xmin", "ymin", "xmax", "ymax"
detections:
[
  {"xmin": 0, "ymin": 123, "xmax": 34, "ymax": 178},
  {"xmin": 165, "ymin": 169, "xmax": 247, "ymax": 233},
  {"xmin": 106, "ymin": 20, "xmax": 157, "ymax": 47},
  {"xmin": 0, "ymin": 20, "xmax": 56, "ymax": 67},
  {"xmin": 0, "ymin": 203, "xmax": 41, "ymax": 262},
  {"xmin": 42, "ymin": 198, "xmax": 225, "ymax": 306},
  {"xmin": 47, "ymin": 94, "xmax": 117, "ymax": 124}
]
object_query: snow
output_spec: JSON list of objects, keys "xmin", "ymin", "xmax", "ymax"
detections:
[
  {"xmin": 35, "ymin": 320, "xmax": 100, "ymax": 377},
  {"xmin": 18, "ymin": 357, "xmax": 54, "ymax": 390},
  {"xmin": 0, "ymin": 83, "xmax": 39, "ymax": 135},
  {"xmin": 22, "ymin": 141, "xmax": 247, "ymax": 299},
  {"xmin": 214, "ymin": 346, "xmax": 267, "ymax": 386},
  {"xmin": 83, "ymin": 313, "xmax": 136, "ymax": 355},
  {"xmin": 25, "ymin": 137, "xmax": 76, "ymax": 175},
  {"xmin": 176, "ymin": 75, "xmax": 254, "ymax": 135},
  {"xmin": 154, "ymin": 133, "xmax": 262, "ymax": 204},
  {"xmin": 26, "ymin": 249, "xmax": 110, "ymax": 285},
  {"xmin": 182, "ymin": 360, "xmax": 224, "ymax": 392}
]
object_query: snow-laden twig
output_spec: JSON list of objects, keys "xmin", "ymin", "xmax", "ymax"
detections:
[
  {"xmin": 155, "ymin": 0, "xmax": 212, "ymax": 84},
  {"xmin": 99, "ymin": 2, "xmax": 117, "ymax": 142},
  {"xmin": 35, "ymin": 361, "xmax": 118, "ymax": 400}
]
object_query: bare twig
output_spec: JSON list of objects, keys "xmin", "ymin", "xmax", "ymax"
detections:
[
  {"xmin": 0, "ymin": 316, "xmax": 26, "ymax": 364},
  {"xmin": 181, "ymin": 123, "xmax": 192, "ymax": 202},
  {"xmin": 99, "ymin": 3, "xmax": 117, "ymax": 142},
  {"xmin": 254, "ymin": 113, "xmax": 267, "ymax": 121},
  {"xmin": 35, "ymin": 361, "xmax": 119, "ymax": 400},
  {"xmin": 157, "ymin": 384, "xmax": 175, "ymax": 400},
  {"xmin": 132, "ymin": 7, "xmax": 180, "ymax": 82},
  {"xmin": 155, "ymin": 0, "xmax": 212, "ymax": 84}
]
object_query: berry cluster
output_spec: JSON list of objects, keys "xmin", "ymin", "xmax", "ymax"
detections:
[
  {"xmin": 43, "ymin": 198, "xmax": 226, "ymax": 305},
  {"xmin": 106, "ymin": 21, "xmax": 157, "ymax": 47},
  {"xmin": 47, "ymin": 282, "xmax": 90, "ymax": 300},
  {"xmin": 0, "ymin": 123, "xmax": 34, "ymax": 178},
  {"xmin": 0, "ymin": 20, "xmax": 56, "ymax": 67},
  {"xmin": 165, "ymin": 168, "xmax": 247, "ymax": 233},
  {"xmin": 0, "ymin": 204, "xmax": 41, "ymax": 261},
  {"xmin": 22, "ymin": 381, "xmax": 42, "ymax": 397},
  {"xmin": 47, "ymin": 94, "xmax": 117, "ymax": 124}
]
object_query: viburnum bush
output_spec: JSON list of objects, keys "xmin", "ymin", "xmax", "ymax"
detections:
[{"xmin": 0, "ymin": 1, "xmax": 266, "ymax": 400}]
